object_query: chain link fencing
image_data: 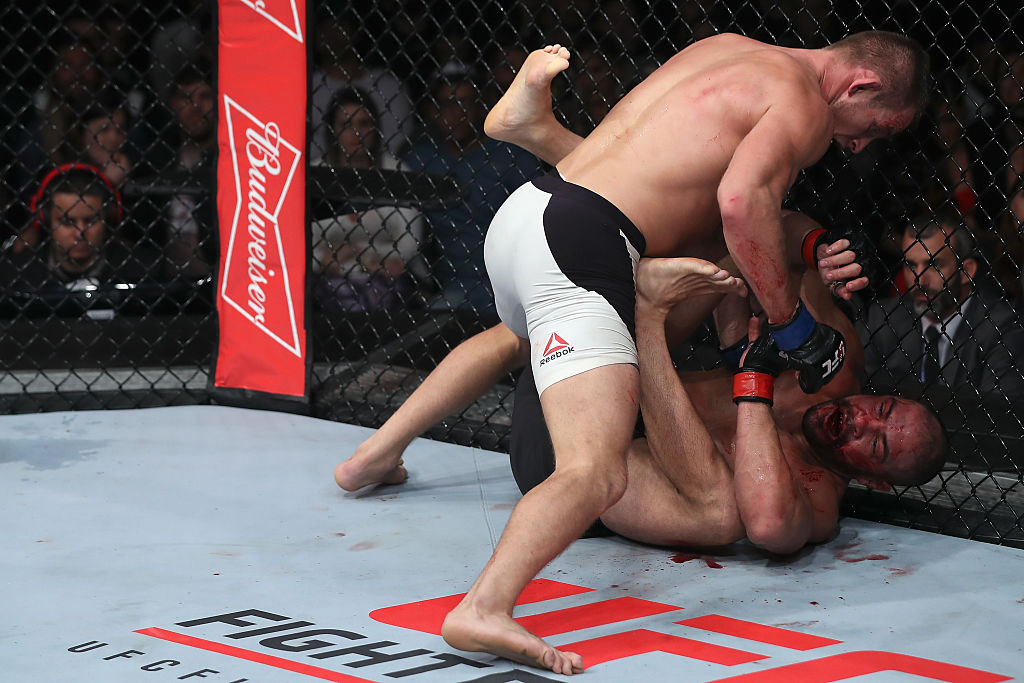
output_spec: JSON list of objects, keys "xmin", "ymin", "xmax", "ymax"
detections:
[{"xmin": 2, "ymin": 0, "xmax": 1023, "ymax": 546}]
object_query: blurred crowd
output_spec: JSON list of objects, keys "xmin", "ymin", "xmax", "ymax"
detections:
[{"xmin": 2, "ymin": 0, "xmax": 1024, "ymax": 413}]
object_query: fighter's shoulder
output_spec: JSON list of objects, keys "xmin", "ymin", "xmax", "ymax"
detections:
[
  {"xmin": 734, "ymin": 53, "xmax": 831, "ymax": 135},
  {"xmin": 760, "ymin": 63, "xmax": 829, "ymax": 116}
]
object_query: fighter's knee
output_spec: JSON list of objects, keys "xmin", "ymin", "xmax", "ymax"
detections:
[
  {"xmin": 555, "ymin": 461, "xmax": 628, "ymax": 509},
  {"xmin": 675, "ymin": 489, "xmax": 743, "ymax": 544},
  {"xmin": 603, "ymin": 465, "xmax": 629, "ymax": 507}
]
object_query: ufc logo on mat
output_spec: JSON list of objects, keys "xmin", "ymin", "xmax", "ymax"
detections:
[{"xmin": 371, "ymin": 579, "xmax": 1009, "ymax": 682}]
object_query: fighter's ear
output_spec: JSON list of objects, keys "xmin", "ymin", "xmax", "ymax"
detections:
[
  {"xmin": 856, "ymin": 476, "xmax": 892, "ymax": 491},
  {"xmin": 847, "ymin": 75, "xmax": 883, "ymax": 97}
]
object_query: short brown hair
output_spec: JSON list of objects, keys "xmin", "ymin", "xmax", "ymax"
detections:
[
  {"xmin": 904, "ymin": 210, "xmax": 978, "ymax": 261},
  {"xmin": 827, "ymin": 30, "xmax": 931, "ymax": 114}
]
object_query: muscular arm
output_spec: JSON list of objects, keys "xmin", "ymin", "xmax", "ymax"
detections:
[
  {"xmin": 711, "ymin": 216, "xmax": 819, "ymax": 349},
  {"xmin": 719, "ymin": 96, "xmax": 830, "ymax": 323},
  {"xmin": 732, "ymin": 399, "xmax": 817, "ymax": 554},
  {"xmin": 730, "ymin": 318, "xmax": 818, "ymax": 554},
  {"xmin": 713, "ymin": 270, "xmax": 845, "ymax": 553},
  {"xmin": 781, "ymin": 211, "xmax": 869, "ymax": 298}
]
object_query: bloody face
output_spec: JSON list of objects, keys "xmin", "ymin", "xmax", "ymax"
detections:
[{"xmin": 801, "ymin": 395, "xmax": 931, "ymax": 482}]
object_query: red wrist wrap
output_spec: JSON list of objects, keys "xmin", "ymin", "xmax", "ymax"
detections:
[
  {"xmin": 733, "ymin": 371, "xmax": 774, "ymax": 405},
  {"xmin": 802, "ymin": 228, "xmax": 828, "ymax": 271}
]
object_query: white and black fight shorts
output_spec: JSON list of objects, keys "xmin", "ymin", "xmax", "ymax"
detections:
[{"xmin": 484, "ymin": 172, "xmax": 646, "ymax": 395}]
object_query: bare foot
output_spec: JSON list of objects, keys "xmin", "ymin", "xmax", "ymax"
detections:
[
  {"xmin": 334, "ymin": 436, "xmax": 409, "ymax": 491},
  {"xmin": 484, "ymin": 44, "xmax": 570, "ymax": 146},
  {"xmin": 637, "ymin": 257, "xmax": 747, "ymax": 311},
  {"xmin": 442, "ymin": 602, "xmax": 584, "ymax": 675}
]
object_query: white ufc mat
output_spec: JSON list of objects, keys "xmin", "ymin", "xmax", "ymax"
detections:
[{"xmin": 1, "ymin": 406, "xmax": 1021, "ymax": 682}]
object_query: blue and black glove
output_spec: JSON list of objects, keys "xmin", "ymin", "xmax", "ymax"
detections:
[
  {"xmin": 768, "ymin": 300, "xmax": 845, "ymax": 394},
  {"xmin": 720, "ymin": 336, "xmax": 749, "ymax": 372}
]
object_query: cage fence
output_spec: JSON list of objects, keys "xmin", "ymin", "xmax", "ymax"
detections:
[{"xmin": 1, "ymin": 0, "xmax": 1023, "ymax": 546}]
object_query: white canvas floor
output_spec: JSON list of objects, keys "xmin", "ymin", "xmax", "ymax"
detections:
[{"xmin": 2, "ymin": 405, "xmax": 1021, "ymax": 682}]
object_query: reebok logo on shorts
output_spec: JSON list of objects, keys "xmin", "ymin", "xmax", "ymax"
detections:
[{"xmin": 540, "ymin": 332, "xmax": 574, "ymax": 366}]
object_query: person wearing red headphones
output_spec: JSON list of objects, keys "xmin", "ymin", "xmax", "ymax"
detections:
[{"xmin": 0, "ymin": 164, "xmax": 153, "ymax": 314}]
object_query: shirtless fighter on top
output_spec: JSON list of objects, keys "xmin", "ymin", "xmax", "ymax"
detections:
[
  {"xmin": 510, "ymin": 218, "xmax": 945, "ymax": 553},
  {"xmin": 337, "ymin": 34, "xmax": 931, "ymax": 673}
]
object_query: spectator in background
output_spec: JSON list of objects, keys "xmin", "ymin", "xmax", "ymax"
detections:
[
  {"xmin": 66, "ymin": 7, "xmax": 148, "ymax": 115},
  {"xmin": 928, "ymin": 96, "xmax": 979, "ymax": 223},
  {"xmin": 71, "ymin": 91, "xmax": 136, "ymax": 188},
  {"xmin": 857, "ymin": 212, "xmax": 1024, "ymax": 402},
  {"xmin": 35, "ymin": 33, "xmax": 102, "ymax": 166},
  {"xmin": 1009, "ymin": 181, "xmax": 1024, "ymax": 241},
  {"xmin": 966, "ymin": 49, "xmax": 1024, "ymax": 235},
  {"xmin": 92, "ymin": 6, "xmax": 149, "ymax": 102},
  {"xmin": 0, "ymin": 166, "xmax": 159, "ymax": 314},
  {"xmin": 311, "ymin": 86, "xmax": 426, "ymax": 312},
  {"xmin": 402, "ymin": 65, "xmax": 543, "ymax": 313},
  {"xmin": 162, "ymin": 64, "xmax": 216, "ymax": 280},
  {"xmin": 671, "ymin": 1, "xmax": 728, "ymax": 51},
  {"xmin": 70, "ymin": 89, "xmax": 167, "ymax": 254},
  {"xmin": 996, "ymin": 180, "xmax": 1024, "ymax": 297},
  {"xmin": 310, "ymin": 11, "xmax": 414, "ymax": 161},
  {"xmin": 6, "ymin": 89, "xmax": 141, "ymax": 256},
  {"xmin": 999, "ymin": 52, "xmax": 1024, "ymax": 200},
  {"xmin": 955, "ymin": 35, "xmax": 1004, "ymax": 124},
  {"xmin": 7, "ymin": 27, "xmax": 102, "ymax": 219},
  {"xmin": 485, "ymin": 42, "xmax": 533, "ymax": 106},
  {"xmin": 591, "ymin": 0, "xmax": 649, "ymax": 63},
  {"xmin": 561, "ymin": 44, "xmax": 630, "ymax": 134},
  {"xmin": 147, "ymin": 0, "xmax": 213, "ymax": 101}
]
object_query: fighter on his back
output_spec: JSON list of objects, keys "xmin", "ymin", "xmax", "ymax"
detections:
[{"xmin": 341, "ymin": 33, "xmax": 932, "ymax": 674}]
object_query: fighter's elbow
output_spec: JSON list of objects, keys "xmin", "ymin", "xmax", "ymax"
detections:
[
  {"xmin": 718, "ymin": 186, "xmax": 771, "ymax": 235},
  {"xmin": 744, "ymin": 515, "xmax": 807, "ymax": 556},
  {"xmin": 717, "ymin": 185, "xmax": 752, "ymax": 224}
]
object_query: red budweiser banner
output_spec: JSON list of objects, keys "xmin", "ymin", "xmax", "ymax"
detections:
[{"xmin": 214, "ymin": 0, "xmax": 308, "ymax": 404}]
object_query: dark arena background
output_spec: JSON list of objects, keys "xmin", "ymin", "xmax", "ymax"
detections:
[{"xmin": 2, "ymin": 0, "xmax": 1024, "ymax": 552}]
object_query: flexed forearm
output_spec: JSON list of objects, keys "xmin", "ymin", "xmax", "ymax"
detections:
[{"xmin": 732, "ymin": 402, "xmax": 814, "ymax": 554}]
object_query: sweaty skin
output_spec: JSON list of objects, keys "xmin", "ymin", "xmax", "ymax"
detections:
[
  {"xmin": 559, "ymin": 35, "xmax": 833, "ymax": 320},
  {"xmin": 597, "ymin": 251, "xmax": 863, "ymax": 552},
  {"xmin": 342, "ymin": 39, "xmax": 920, "ymax": 674},
  {"xmin": 491, "ymin": 37, "xmax": 912, "ymax": 321}
]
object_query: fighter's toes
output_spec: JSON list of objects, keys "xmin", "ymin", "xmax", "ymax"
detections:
[
  {"xmin": 381, "ymin": 462, "xmax": 408, "ymax": 486},
  {"xmin": 555, "ymin": 650, "xmax": 585, "ymax": 675},
  {"xmin": 546, "ymin": 44, "xmax": 570, "ymax": 60},
  {"xmin": 333, "ymin": 452, "xmax": 407, "ymax": 491}
]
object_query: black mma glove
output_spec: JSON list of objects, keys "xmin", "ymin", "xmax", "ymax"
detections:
[
  {"xmin": 768, "ymin": 300, "xmax": 846, "ymax": 394},
  {"xmin": 801, "ymin": 225, "xmax": 886, "ymax": 290},
  {"xmin": 732, "ymin": 332, "xmax": 788, "ymax": 406}
]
